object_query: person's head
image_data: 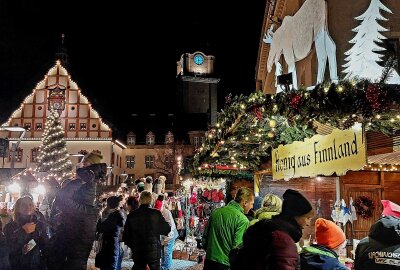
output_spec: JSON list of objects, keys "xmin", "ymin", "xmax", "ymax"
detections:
[
  {"xmin": 106, "ymin": 196, "xmax": 121, "ymax": 209},
  {"xmin": 154, "ymin": 194, "xmax": 165, "ymax": 211},
  {"xmin": 261, "ymin": 194, "xmax": 283, "ymax": 213},
  {"xmin": 14, "ymin": 196, "xmax": 35, "ymax": 220},
  {"xmin": 82, "ymin": 150, "xmax": 103, "ymax": 167},
  {"xmin": 315, "ymin": 218, "xmax": 346, "ymax": 252},
  {"xmin": 234, "ymin": 187, "xmax": 255, "ymax": 214},
  {"xmin": 282, "ymin": 189, "xmax": 314, "ymax": 229},
  {"xmin": 381, "ymin": 200, "xmax": 400, "ymax": 218},
  {"xmin": 139, "ymin": 191, "xmax": 152, "ymax": 206},
  {"xmin": 126, "ymin": 195, "xmax": 139, "ymax": 212},
  {"xmin": 137, "ymin": 182, "xmax": 145, "ymax": 193}
]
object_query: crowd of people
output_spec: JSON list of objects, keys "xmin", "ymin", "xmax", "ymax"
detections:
[{"xmin": 0, "ymin": 150, "xmax": 399, "ymax": 270}]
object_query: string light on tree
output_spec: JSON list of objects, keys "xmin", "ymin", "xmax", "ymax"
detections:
[{"xmin": 35, "ymin": 109, "xmax": 74, "ymax": 182}]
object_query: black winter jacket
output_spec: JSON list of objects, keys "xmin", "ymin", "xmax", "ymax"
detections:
[
  {"xmin": 354, "ymin": 216, "xmax": 400, "ymax": 270},
  {"xmin": 123, "ymin": 204, "xmax": 170, "ymax": 262},
  {"xmin": 95, "ymin": 209, "xmax": 125, "ymax": 269}
]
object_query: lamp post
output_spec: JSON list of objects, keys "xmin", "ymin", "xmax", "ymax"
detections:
[{"xmin": 0, "ymin": 126, "xmax": 26, "ymax": 175}]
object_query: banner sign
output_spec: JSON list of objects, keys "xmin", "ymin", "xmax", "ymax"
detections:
[{"xmin": 272, "ymin": 128, "xmax": 366, "ymax": 180}]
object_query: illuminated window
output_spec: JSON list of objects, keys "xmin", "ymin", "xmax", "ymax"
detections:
[
  {"xmin": 126, "ymin": 155, "xmax": 135, "ymax": 169},
  {"xmin": 145, "ymin": 155, "xmax": 155, "ymax": 168}
]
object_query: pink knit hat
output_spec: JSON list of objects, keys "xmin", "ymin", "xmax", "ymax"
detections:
[{"xmin": 381, "ymin": 200, "xmax": 400, "ymax": 218}]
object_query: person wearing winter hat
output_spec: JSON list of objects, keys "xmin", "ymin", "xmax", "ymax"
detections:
[
  {"xmin": 82, "ymin": 150, "xmax": 103, "ymax": 167},
  {"xmin": 300, "ymin": 218, "xmax": 347, "ymax": 270},
  {"xmin": 249, "ymin": 193, "xmax": 282, "ymax": 226},
  {"xmin": 231, "ymin": 189, "xmax": 314, "ymax": 270},
  {"xmin": 354, "ymin": 200, "xmax": 400, "ymax": 270}
]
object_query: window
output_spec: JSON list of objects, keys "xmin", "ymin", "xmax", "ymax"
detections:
[
  {"xmin": 165, "ymin": 155, "xmax": 174, "ymax": 166},
  {"xmin": 9, "ymin": 147, "xmax": 23, "ymax": 162},
  {"xmin": 80, "ymin": 123, "xmax": 87, "ymax": 130},
  {"xmin": 165, "ymin": 131, "xmax": 174, "ymax": 144},
  {"xmin": 146, "ymin": 132, "xmax": 155, "ymax": 145},
  {"xmin": 35, "ymin": 123, "xmax": 42, "ymax": 130},
  {"xmin": 69, "ymin": 123, "xmax": 76, "ymax": 130},
  {"xmin": 194, "ymin": 137, "xmax": 200, "ymax": 148},
  {"xmin": 201, "ymin": 137, "xmax": 205, "ymax": 144},
  {"xmin": 31, "ymin": 148, "xmax": 39, "ymax": 162},
  {"xmin": 24, "ymin": 123, "xmax": 31, "ymax": 131},
  {"xmin": 127, "ymin": 136, "xmax": 136, "ymax": 145},
  {"xmin": 145, "ymin": 155, "xmax": 155, "ymax": 168},
  {"xmin": 126, "ymin": 155, "xmax": 135, "ymax": 169}
]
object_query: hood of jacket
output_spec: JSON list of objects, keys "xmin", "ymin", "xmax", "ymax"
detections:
[
  {"xmin": 369, "ymin": 216, "xmax": 400, "ymax": 245},
  {"xmin": 255, "ymin": 207, "xmax": 280, "ymax": 220}
]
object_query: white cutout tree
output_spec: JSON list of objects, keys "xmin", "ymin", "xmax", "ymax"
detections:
[{"xmin": 343, "ymin": 0, "xmax": 400, "ymax": 83}]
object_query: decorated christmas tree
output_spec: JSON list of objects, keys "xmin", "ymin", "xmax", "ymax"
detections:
[
  {"xmin": 36, "ymin": 110, "xmax": 74, "ymax": 182},
  {"xmin": 343, "ymin": 0, "xmax": 400, "ymax": 83}
]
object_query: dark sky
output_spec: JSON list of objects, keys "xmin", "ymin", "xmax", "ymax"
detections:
[{"xmin": 0, "ymin": 0, "xmax": 266, "ymax": 139}]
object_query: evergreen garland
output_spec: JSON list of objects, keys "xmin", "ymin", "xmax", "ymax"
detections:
[{"xmin": 193, "ymin": 79, "xmax": 400, "ymax": 177}]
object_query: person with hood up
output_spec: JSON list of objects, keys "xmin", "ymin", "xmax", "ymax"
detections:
[
  {"xmin": 249, "ymin": 193, "xmax": 282, "ymax": 226},
  {"xmin": 231, "ymin": 189, "xmax": 314, "ymax": 270},
  {"xmin": 95, "ymin": 196, "xmax": 125, "ymax": 270},
  {"xmin": 354, "ymin": 200, "xmax": 400, "ymax": 270},
  {"xmin": 300, "ymin": 218, "xmax": 348, "ymax": 270}
]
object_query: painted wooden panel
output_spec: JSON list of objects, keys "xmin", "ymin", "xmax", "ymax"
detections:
[
  {"xmin": 59, "ymin": 76, "xmax": 68, "ymax": 86},
  {"xmin": 36, "ymin": 91, "xmax": 45, "ymax": 103},
  {"xmin": 383, "ymin": 172, "xmax": 400, "ymax": 205},
  {"xmin": 48, "ymin": 76, "xmax": 56, "ymax": 86},
  {"xmin": 69, "ymin": 91, "xmax": 78, "ymax": 103},
  {"xmin": 79, "ymin": 105, "xmax": 88, "ymax": 117},
  {"xmin": 35, "ymin": 105, "xmax": 44, "ymax": 118},
  {"xmin": 341, "ymin": 171, "xmax": 380, "ymax": 185},
  {"xmin": 68, "ymin": 106, "xmax": 77, "ymax": 117},
  {"xmin": 24, "ymin": 105, "xmax": 33, "ymax": 117}
]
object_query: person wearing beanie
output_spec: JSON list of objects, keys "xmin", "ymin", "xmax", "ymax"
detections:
[
  {"xmin": 300, "ymin": 218, "xmax": 347, "ymax": 270},
  {"xmin": 231, "ymin": 189, "xmax": 314, "ymax": 270},
  {"xmin": 354, "ymin": 200, "xmax": 400, "ymax": 270},
  {"xmin": 95, "ymin": 195, "xmax": 125, "ymax": 270},
  {"xmin": 249, "ymin": 193, "xmax": 283, "ymax": 226}
]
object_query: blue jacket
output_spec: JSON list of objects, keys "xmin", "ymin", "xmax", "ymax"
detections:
[{"xmin": 300, "ymin": 244, "xmax": 348, "ymax": 270}]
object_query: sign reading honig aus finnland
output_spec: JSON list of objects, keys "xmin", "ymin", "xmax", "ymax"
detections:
[{"xmin": 272, "ymin": 127, "xmax": 366, "ymax": 180}]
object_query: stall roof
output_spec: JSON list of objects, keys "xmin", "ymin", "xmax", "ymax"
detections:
[{"xmin": 368, "ymin": 152, "xmax": 400, "ymax": 165}]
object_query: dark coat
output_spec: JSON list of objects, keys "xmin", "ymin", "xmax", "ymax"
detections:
[
  {"xmin": 0, "ymin": 231, "xmax": 11, "ymax": 270},
  {"xmin": 300, "ymin": 244, "xmax": 348, "ymax": 270},
  {"xmin": 4, "ymin": 213, "xmax": 48, "ymax": 270},
  {"xmin": 354, "ymin": 216, "xmax": 400, "ymax": 270},
  {"xmin": 123, "ymin": 204, "xmax": 170, "ymax": 262},
  {"xmin": 95, "ymin": 210, "xmax": 125, "ymax": 270},
  {"xmin": 231, "ymin": 214, "xmax": 302, "ymax": 270},
  {"xmin": 47, "ymin": 164, "xmax": 103, "ymax": 270}
]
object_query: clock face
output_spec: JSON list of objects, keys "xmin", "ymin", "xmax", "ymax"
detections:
[{"xmin": 194, "ymin": 54, "xmax": 204, "ymax": 65}]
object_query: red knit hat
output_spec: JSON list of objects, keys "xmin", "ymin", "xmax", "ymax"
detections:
[
  {"xmin": 315, "ymin": 218, "xmax": 345, "ymax": 249},
  {"xmin": 381, "ymin": 200, "xmax": 400, "ymax": 218}
]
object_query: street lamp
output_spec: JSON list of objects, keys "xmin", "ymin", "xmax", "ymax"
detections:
[{"xmin": 0, "ymin": 126, "xmax": 26, "ymax": 175}]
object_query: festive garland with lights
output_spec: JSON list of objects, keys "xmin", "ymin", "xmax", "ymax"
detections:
[
  {"xmin": 193, "ymin": 77, "xmax": 400, "ymax": 177},
  {"xmin": 354, "ymin": 195, "xmax": 375, "ymax": 219}
]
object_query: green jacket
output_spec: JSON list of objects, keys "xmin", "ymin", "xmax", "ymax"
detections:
[{"xmin": 202, "ymin": 200, "xmax": 249, "ymax": 266}]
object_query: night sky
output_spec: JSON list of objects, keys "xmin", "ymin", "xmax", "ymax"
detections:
[{"xmin": 0, "ymin": 0, "xmax": 266, "ymax": 139}]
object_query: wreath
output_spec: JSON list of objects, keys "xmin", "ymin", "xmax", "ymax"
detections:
[{"xmin": 354, "ymin": 196, "xmax": 375, "ymax": 219}]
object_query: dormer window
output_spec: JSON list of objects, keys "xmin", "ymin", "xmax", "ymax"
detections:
[
  {"xmin": 146, "ymin": 131, "xmax": 155, "ymax": 145},
  {"xmin": 165, "ymin": 131, "xmax": 174, "ymax": 144},
  {"xmin": 127, "ymin": 132, "xmax": 136, "ymax": 146}
]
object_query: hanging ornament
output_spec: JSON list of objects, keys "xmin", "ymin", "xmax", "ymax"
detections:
[
  {"xmin": 289, "ymin": 93, "xmax": 302, "ymax": 110},
  {"xmin": 267, "ymin": 132, "xmax": 275, "ymax": 138},
  {"xmin": 366, "ymin": 84, "xmax": 388, "ymax": 112},
  {"xmin": 269, "ymin": 119, "xmax": 277, "ymax": 128},
  {"xmin": 253, "ymin": 107, "xmax": 263, "ymax": 120},
  {"xmin": 225, "ymin": 93, "xmax": 232, "ymax": 105}
]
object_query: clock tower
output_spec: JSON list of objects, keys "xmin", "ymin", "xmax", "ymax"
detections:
[{"xmin": 176, "ymin": 51, "xmax": 220, "ymax": 127}]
